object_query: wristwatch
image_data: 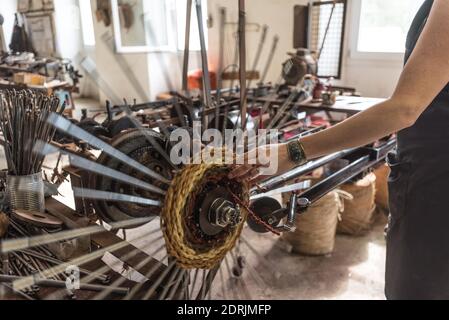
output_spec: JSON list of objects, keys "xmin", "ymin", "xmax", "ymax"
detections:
[{"xmin": 287, "ymin": 139, "xmax": 307, "ymax": 166}]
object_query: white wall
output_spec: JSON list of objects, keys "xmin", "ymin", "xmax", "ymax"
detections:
[
  {"xmin": 54, "ymin": 0, "xmax": 83, "ymax": 60},
  {"xmin": 0, "ymin": 0, "xmax": 18, "ymax": 48},
  {"xmin": 207, "ymin": 0, "xmax": 403, "ymax": 98}
]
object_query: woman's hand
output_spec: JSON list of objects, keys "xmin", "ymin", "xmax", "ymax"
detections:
[{"xmin": 228, "ymin": 143, "xmax": 297, "ymax": 184}]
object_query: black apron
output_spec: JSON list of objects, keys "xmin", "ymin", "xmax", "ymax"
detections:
[{"xmin": 386, "ymin": 0, "xmax": 449, "ymax": 299}]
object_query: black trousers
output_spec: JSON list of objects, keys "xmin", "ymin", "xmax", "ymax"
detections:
[{"xmin": 385, "ymin": 151, "xmax": 449, "ymax": 300}]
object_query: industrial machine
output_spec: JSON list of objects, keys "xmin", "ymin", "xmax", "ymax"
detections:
[{"xmin": 0, "ymin": 0, "xmax": 394, "ymax": 300}]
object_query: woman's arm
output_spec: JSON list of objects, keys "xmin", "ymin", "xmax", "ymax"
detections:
[{"xmin": 230, "ymin": 0, "xmax": 449, "ymax": 181}]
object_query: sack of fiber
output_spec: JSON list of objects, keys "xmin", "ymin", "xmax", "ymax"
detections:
[
  {"xmin": 0, "ymin": 212, "xmax": 9, "ymax": 238},
  {"xmin": 338, "ymin": 173, "xmax": 377, "ymax": 236},
  {"xmin": 373, "ymin": 164, "xmax": 390, "ymax": 211},
  {"xmin": 283, "ymin": 191, "xmax": 342, "ymax": 256}
]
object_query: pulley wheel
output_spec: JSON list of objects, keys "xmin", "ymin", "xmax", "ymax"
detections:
[{"xmin": 91, "ymin": 129, "xmax": 172, "ymax": 227}]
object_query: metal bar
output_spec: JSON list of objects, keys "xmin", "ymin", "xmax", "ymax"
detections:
[
  {"xmin": 260, "ymin": 36, "xmax": 280, "ymax": 84},
  {"xmin": 247, "ymin": 25, "xmax": 268, "ymax": 89},
  {"xmin": 195, "ymin": 0, "xmax": 213, "ymax": 130},
  {"xmin": 239, "ymin": 0, "xmax": 247, "ymax": 130},
  {"xmin": 183, "ymin": 0, "xmax": 193, "ymax": 92},
  {"xmin": 46, "ymin": 114, "xmax": 171, "ymax": 185},
  {"xmin": 73, "ymin": 188, "xmax": 161, "ymax": 207},
  {"xmin": 195, "ymin": 265, "xmax": 220, "ymax": 300},
  {"xmin": 1, "ymin": 217, "xmax": 152, "ymax": 254},
  {"xmin": 297, "ymin": 155, "xmax": 371, "ymax": 209},
  {"xmin": 215, "ymin": 7, "xmax": 227, "ymax": 129},
  {"xmin": 216, "ymin": 7, "xmax": 227, "ymax": 108},
  {"xmin": 254, "ymin": 148, "xmax": 358, "ymax": 193},
  {"xmin": 0, "ymin": 274, "xmax": 129, "ymax": 296}
]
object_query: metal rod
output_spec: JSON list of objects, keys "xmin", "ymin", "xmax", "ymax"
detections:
[
  {"xmin": 46, "ymin": 113, "xmax": 171, "ymax": 185},
  {"xmin": 123, "ymin": 254, "xmax": 169, "ymax": 300},
  {"xmin": 247, "ymin": 25, "xmax": 268, "ymax": 89},
  {"xmin": 142, "ymin": 260, "xmax": 177, "ymax": 300},
  {"xmin": 189, "ymin": 268, "xmax": 200, "ymax": 298},
  {"xmin": 166, "ymin": 270, "xmax": 187, "ymax": 300},
  {"xmin": 254, "ymin": 148, "xmax": 358, "ymax": 193},
  {"xmin": 0, "ymin": 274, "xmax": 129, "ymax": 295},
  {"xmin": 183, "ymin": 0, "xmax": 193, "ymax": 93},
  {"xmin": 158, "ymin": 267, "xmax": 182, "ymax": 300},
  {"xmin": 195, "ymin": 0, "xmax": 213, "ymax": 130},
  {"xmin": 216, "ymin": 7, "xmax": 227, "ymax": 108},
  {"xmin": 1, "ymin": 217, "xmax": 153, "ymax": 254},
  {"xmin": 238, "ymin": 0, "xmax": 247, "ymax": 130},
  {"xmin": 94, "ymin": 243, "xmax": 165, "ymax": 300},
  {"xmin": 260, "ymin": 36, "xmax": 280, "ymax": 84}
]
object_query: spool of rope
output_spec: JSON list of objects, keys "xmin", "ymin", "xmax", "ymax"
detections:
[
  {"xmin": 161, "ymin": 152, "xmax": 249, "ymax": 270},
  {"xmin": 374, "ymin": 164, "xmax": 390, "ymax": 211},
  {"xmin": 0, "ymin": 212, "xmax": 9, "ymax": 238},
  {"xmin": 283, "ymin": 191, "xmax": 345, "ymax": 256},
  {"xmin": 338, "ymin": 173, "xmax": 377, "ymax": 236}
]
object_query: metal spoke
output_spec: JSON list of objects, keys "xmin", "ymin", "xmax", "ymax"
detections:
[
  {"xmin": 119, "ymin": 105, "xmax": 177, "ymax": 171},
  {"xmin": 73, "ymin": 188, "xmax": 161, "ymax": 207},
  {"xmin": 166, "ymin": 270, "xmax": 188, "ymax": 300},
  {"xmin": 189, "ymin": 268, "xmax": 200, "ymax": 298},
  {"xmin": 158, "ymin": 266, "xmax": 182, "ymax": 300},
  {"xmin": 124, "ymin": 254, "xmax": 169, "ymax": 300},
  {"xmin": 10, "ymin": 230, "xmax": 153, "ymax": 292},
  {"xmin": 142, "ymin": 260, "xmax": 177, "ymax": 300},
  {"xmin": 219, "ymin": 264, "xmax": 228, "ymax": 300},
  {"xmin": 224, "ymin": 255, "xmax": 239, "ymax": 300},
  {"xmin": 46, "ymin": 113, "xmax": 171, "ymax": 185},
  {"xmin": 93, "ymin": 243, "xmax": 165, "ymax": 300},
  {"xmin": 36, "ymin": 142, "xmax": 166, "ymax": 195},
  {"xmin": 1, "ymin": 217, "xmax": 154, "ymax": 254}
]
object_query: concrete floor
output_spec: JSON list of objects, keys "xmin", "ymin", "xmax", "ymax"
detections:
[{"xmin": 1, "ymin": 98, "xmax": 389, "ymax": 300}]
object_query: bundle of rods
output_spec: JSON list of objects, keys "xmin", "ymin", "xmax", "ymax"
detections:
[
  {"xmin": 0, "ymin": 219, "xmax": 112, "ymax": 300},
  {"xmin": 0, "ymin": 90, "xmax": 65, "ymax": 176}
]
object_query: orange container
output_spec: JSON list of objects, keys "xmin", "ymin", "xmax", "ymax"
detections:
[{"xmin": 188, "ymin": 69, "xmax": 217, "ymax": 91}]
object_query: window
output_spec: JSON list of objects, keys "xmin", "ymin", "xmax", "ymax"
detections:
[
  {"xmin": 78, "ymin": 0, "xmax": 96, "ymax": 47},
  {"xmin": 309, "ymin": 0, "xmax": 347, "ymax": 79},
  {"xmin": 353, "ymin": 0, "xmax": 425, "ymax": 56},
  {"xmin": 111, "ymin": 0, "xmax": 207, "ymax": 53}
]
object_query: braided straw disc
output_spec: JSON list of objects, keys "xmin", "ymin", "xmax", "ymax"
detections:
[{"xmin": 161, "ymin": 162, "xmax": 249, "ymax": 270}]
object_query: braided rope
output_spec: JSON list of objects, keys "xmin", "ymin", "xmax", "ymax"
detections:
[{"xmin": 161, "ymin": 154, "xmax": 249, "ymax": 270}]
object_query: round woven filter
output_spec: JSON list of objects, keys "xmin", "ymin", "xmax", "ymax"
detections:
[{"xmin": 161, "ymin": 160, "xmax": 249, "ymax": 270}]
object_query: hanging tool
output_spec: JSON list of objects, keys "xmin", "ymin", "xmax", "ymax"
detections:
[
  {"xmin": 260, "ymin": 35, "xmax": 280, "ymax": 84},
  {"xmin": 247, "ymin": 24, "xmax": 268, "ymax": 90}
]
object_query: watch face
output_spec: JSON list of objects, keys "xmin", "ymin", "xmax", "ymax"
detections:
[{"xmin": 288, "ymin": 140, "xmax": 306, "ymax": 165}]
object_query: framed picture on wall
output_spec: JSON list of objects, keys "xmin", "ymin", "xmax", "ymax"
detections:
[
  {"xmin": 42, "ymin": 0, "xmax": 55, "ymax": 11},
  {"xmin": 25, "ymin": 12, "xmax": 56, "ymax": 56},
  {"xmin": 18, "ymin": 0, "xmax": 30, "ymax": 12},
  {"xmin": 30, "ymin": 0, "xmax": 44, "ymax": 11},
  {"xmin": 18, "ymin": 0, "xmax": 55, "ymax": 13}
]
